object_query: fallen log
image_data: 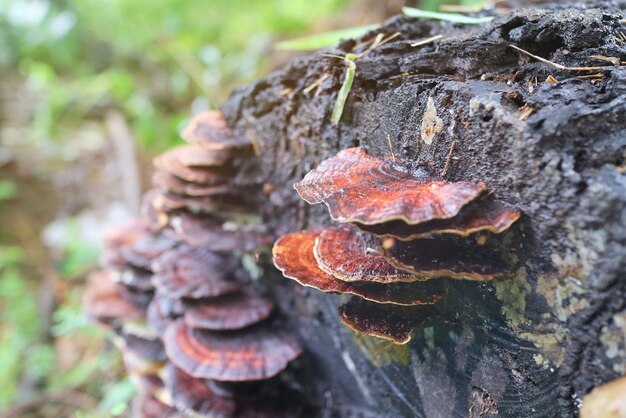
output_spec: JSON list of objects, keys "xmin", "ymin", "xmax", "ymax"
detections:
[{"xmin": 221, "ymin": 2, "xmax": 626, "ymax": 416}]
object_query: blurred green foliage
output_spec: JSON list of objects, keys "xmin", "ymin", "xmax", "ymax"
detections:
[
  {"xmin": 0, "ymin": 0, "xmax": 349, "ymax": 152},
  {"xmin": 0, "ymin": 180, "xmax": 17, "ymax": 201}
]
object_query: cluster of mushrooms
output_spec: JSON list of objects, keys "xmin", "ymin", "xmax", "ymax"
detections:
[
  {"xmin": 273, "ymin": 147, "xmax": 521, "ymax": 344},
  {"xmin": 84, "ymin": 112, "xmax": 303, "ymax": 417}
]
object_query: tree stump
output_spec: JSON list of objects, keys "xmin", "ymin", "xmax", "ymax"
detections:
[{"xmin": 222, "ymin": 2, "xmax": 626, "ymax": 417}]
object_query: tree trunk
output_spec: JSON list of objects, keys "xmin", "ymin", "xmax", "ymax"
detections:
[{"xmin": 221, "ymin": 2, "xmax": 626, "ymax": 416}]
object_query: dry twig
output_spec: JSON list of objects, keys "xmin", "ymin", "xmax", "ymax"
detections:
[{"xmin": 510, "ymin": 45, "xmax": 604, "ymax": 71}]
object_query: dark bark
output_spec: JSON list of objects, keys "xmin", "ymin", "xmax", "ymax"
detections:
[{"xmin": 222, "ymin": 2, "xmax": 626, "ymax": 417}]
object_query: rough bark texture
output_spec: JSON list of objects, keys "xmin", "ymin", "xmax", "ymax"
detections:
[{"xmin": 221, "ymin": 2, "xmax": 626, "ymax": 417}]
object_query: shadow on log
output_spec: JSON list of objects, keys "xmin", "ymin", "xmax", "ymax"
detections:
[{"xmin": 222, "ymin": 1, "xmax": 626, "ymax": 416}]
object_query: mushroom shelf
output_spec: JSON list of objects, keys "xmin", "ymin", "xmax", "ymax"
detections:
[
  {"xmin": 85, "ymin": 111, "xmax": 305, "ymax": 417},
  {"xmin": 273, "ymin": 147, "xmax": 521, "ymax": 343}
]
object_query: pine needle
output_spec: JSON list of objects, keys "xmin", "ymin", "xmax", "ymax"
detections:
[
  {"xmin": 509, "ymin": 45, "xmax": 603, "ymax": 71},
  {"xmin": 410, "ymin": 34, "xmax": 444, "ymax": 47}
]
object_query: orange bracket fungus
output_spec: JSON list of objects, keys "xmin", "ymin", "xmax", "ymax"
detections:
[
  {"xmin": 164, "ymin": 320, "xmax": 302, "ymax": 381},
  {"xmin": 273, "ymin": 146, "xmax": 521, "ymax": 342},
  {"xmin": 294, "ymin": 147, "xmax": 486, "ymax": 224},
  {"xmin": 313, "ymin": 225, "xmax": 421, "ymax": 283},
  {"xmin": 273, "ymin": 229, "xmax": 443, "ymax": 305}
]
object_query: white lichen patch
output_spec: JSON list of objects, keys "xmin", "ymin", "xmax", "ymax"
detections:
[
  {"xmin": 600, "ymin": 311, "xmax": 626, "ymax": 374},
  {"xmin": 420, "ymin": 96, "xmax": 443, "ymax": 145}
]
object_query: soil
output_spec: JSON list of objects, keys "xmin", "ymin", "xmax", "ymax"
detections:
[{"xmin": 220, "ymin": 1, "xmax": 626, "ymax": 417}]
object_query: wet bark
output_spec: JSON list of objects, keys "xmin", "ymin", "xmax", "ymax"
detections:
[{"xmin": 222, "ymin": 2, "xmax": 626, "ymax": 417}]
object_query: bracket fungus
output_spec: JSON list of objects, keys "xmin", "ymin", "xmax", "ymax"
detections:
[
  {"xmin": 273, "ymin": 229, "xmax": 444, "ymax": 306},
  {"xmin": 273, "ymin": 146, "xmax": 521, "ymax": 343},
  {"xmin": 164, "ymin": 320, "xmax": 302, "ymax": 382},
  {"xmin": 354, "ymin": 198, "xmax": 521, "ymax": 240},
  {"xmin": 181, "ymin": 111, "xmax": 251, "ymax": 151},
  {"xmin": 183, "ymin": 290, "xmax": 275, "ymax": 331},
  {"xmin": 151, "ymin": 245, "xmax": 242, "ymax": 299},
  {"xmin": 338, "ymin": 297, "xmax": 427, "ymax": 344},
  {"xmin": 85, "ymin": 108, "xmax": 305, "ymax": 416},
  {"xmin": 294, "ymin": 147, "xmax": 486, "ymax": 224},
  {"xmin": 165, "ymin": 364, "xmax": 237, "ymax": 417},
  {"xmin": 162, "ymin": 211, "xmax": 271, "ymax": 251},
  {"xmin": 83, "ymin": 270, "xmax": 143, "ymax": 327},
  {"xmin": 313, "ymin": 225, "xmax": 421, "ymax": 283}
]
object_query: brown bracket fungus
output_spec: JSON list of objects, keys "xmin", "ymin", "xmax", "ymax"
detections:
[
  {"xmin": 294, "ymin": 147, "xmax": 486, "ymax": 225},
  {"xmin": 181, "ymin": 111, "xmax": 251, "ymax": 151},
  {"xmin": 135, "ymin": 393, "xmax": 185, "ymax": 418},
  {"xmin": 164, "ymin": 320, "xmax": 302, "ymax": 382},
  {"xmin": 116, "ymin": 266, "xmax": 155, "ymax": 292},
  {"xmin": 83, "ymin": 270, "xmax": 144, "ymax": 327},
  {"xmin": 338, "ymin": 297, "xmax": 428, "ymax": 345},
  {"xmin": 354, "ymin": 198, "xmax": 521, "ymax": 240},
  {"xmin": 151, "ymin": 245, "xmax": 242, "ymax": 300},
  {"xmin": 153, "ymin": 146, "xmax": 233, "ymax": 185},
  {"xmin": 165, "ymin": 364, "xmax": 237, "ymax": 417},
  {"xmin": 152, "ymin": 170, "xmax": 232, "ymax": 197},
  {"xmin": 157, "ymin": 144, "xmax": 232, "ymax": 168},
  {"xmin": 86, "ymin": 107, "xmax": 304, "ymax": 415},
  {"xmin": 162, "ymin": 211, "xmax": 271, "ymax": 251},
  {"xmin": 147, "ymin": 291, "xmax": 184, "ymax": 334},
  {"xmin": 273, "ymin": 229, "xmax": 443, "ymax": 305},
  {"xmin": 183, "ymin": 290, "xmax": 275, "ymax": 331},
  {"xmin": 117, "ymin": 330, "xmax": 168, "ymax": 364}
]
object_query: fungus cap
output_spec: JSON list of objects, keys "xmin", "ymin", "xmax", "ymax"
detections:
[
  {"xmin": 163, "ymin": 212, "xmax": 271, "ymax": 251},
  {"xmin": 117, "ymin": 331, "xmax": 167, "ymax": 363},
  {"xmin": 273, "ymin": 229, "xmax": 443, "ymax": 305},
  {"xmin": 181, "ymin": 111, "xmax": 250, "ymax": 151},
  {"xmin": 167, "ymin": 145, "xmax": 232, "ymax": 168},
  {"xmin": 165, "ymin": 365, "xmax": 236, "ymax": 417},
  {"xmin": 147, "ymin": 292, "xmax": 183, "ymax": 334},
  {"xmin": 313, "ymin": 225, "xmax": 421, "ymax": 283},
  {"xmin": 294, "ymin": 147, "xmax": 486, "ymax": 225},
  {"xmin": 83, "ymin": 271, "xmax": 143, "ymax": 325},
  {"xmin": 152, "ymin": 170, "xmax": 231, "ymax": 197},
  {"xmin": 151, "ymin": 246, "xmax": 241, "ymax": 299},
  {"xmin": 184, "ymin": 290, "xmax": 275, "ymax": 331},
  {"xmin": 164, "ymin": 320, "xmax": 302, "ymax": 382},
  {"xmin": 338, "ymin": 297, "xmax": 426, "ymax": 344},
  {"xmin": 355, "ymin": 198, "xmax": 520, "ymax": 240},
  {"xmin": 153, "ymin": 152, "xmax": 232, "ymax": 184}
]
